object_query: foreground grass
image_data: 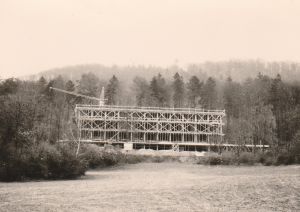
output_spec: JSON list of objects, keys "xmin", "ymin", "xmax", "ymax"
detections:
[{"xmin": 0, "ymin": 163, "xmax": 299, "ymax": 212}]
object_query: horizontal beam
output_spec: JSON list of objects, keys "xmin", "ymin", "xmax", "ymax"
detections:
[
  {"xmin": 60, "ymin": 139, "xmax": 268, "ymax": 148},
  {"xmin": 79, "ymin": 128, "xmax": 224, "ymax": 135},
  {"xmin": 78, "ymin": 116, "xmax": 224, "ymax": 125},
  {"xmin": 75, "ymin": 104, "xmax": 226, "ymax": 115}
]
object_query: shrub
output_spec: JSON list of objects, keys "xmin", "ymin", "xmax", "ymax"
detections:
[
  {"xmin": 123, "ymin": 154, "xmax": 147, "ymax": 164},
  {"xmin": 196, "ymin": 157, "xmax": 207, "ymax": 165},
  {"xmin": 101, "ymin": 149, "xmax": 124, "ymax": 166},
  {"xmin": 0, "ymin": 143, "xmax": 88, "ymax": 181},
  {"xmin": 151, "ymin": 156, "xmax": 165, "ymax": 163},
  {"xmin": 238, "ymin": 152, "xmax": 256, "ymax": 165},
  {"xmin": 207, "ymin": 156, "xmax": 222, "ymax": 165},
  {"xmin": 201, "ymin": 152, "xmax": 223, "ymax": 165},
  {"xmin": 263, "ymin": 156, "xmax": 275, "ymax": 166},
  {"xmin": 196, "ymin": 151, "xmax": 262, "ymax": 166},
  {"xmin": 80, "ymin": 144, "xmax": 124, "ymax": 168},
  {"xmin": 220, "ymin": 151, "xmax": 237, "ymax": 165},
  {"xmin": 254, "ymin": 152, "xmax": 274, "ymax": 165},
  {"xmin": 201, "ymin": 152, "xmax": 229, "ymax": 165},
  {"xmin": 46, "ymin": 144, "xmax": 87, "ymax": 179},
  {"xmin": 275, "ymin": 152, "xmax": 295, "ymax": 165},
  {"xmin": 80, "ymin": 144, "xmax": 105, "ymax": 168}
]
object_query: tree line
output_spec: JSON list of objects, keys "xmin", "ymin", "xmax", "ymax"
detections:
[
  {"xmin": 0, "ymin": 70, "xmax": 299, "ymax": 179},
  {"xmin": 25, "ymin": 61, "xmax": 300, "ymax": 87}
]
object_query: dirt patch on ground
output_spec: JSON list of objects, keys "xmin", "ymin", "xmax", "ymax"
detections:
[{"xmin": 0, "ymin": 163, "xmax": 299, "ymax": 211}]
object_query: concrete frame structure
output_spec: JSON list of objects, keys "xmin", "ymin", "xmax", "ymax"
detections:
[
  {"xmin": 50, "ymin": 87, "xmax": 268, "ymax": 152},
  {"xmin": 75, "ymin": 104, "xmax": 227, "ymax": 151}
]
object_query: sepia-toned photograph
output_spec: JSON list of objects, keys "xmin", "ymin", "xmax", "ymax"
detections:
[{"xmin": 0, "ymin": 0, "xmax": 299, "ymax": 211}]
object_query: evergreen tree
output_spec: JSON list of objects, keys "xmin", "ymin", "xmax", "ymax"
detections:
[
  {"xmin": 78, "ymin": 72, "xmax": 100, "ymax": 97},
  {"xmin": 269, "ymin": 74, "xmax": 294, "ymax": 150},
  {"xmin": 0, "ymin": 78, "xmax": 18, "ymax": 95},
  {"xmin": 223, "ymin": 77, "xmax": 242, "ymax": 118},
  {"xmin": 132, "ymin": 77, "xmax": 150, "ymax": 106},
  {"xmin": 239, "ymin": 74, "xmax": 277, "ymax": 150},
  {"xmin": 201, "ymin": 77, "xmax": 217, "ymax": 109},
  {"xmin": 105, "ymin": 75, "xmax": 119, "ymax": 105},
  {"xmin": 149, "ymin": 74, "xmax": 169, "ymax": 107},
  {"xmin": 37, "ymin": 76, "xmax": 47, "ymax": 94},
  {"xmin": 65, "ymin": 80, "xmax": 75, "ymax": 92},
  {"xmin": 65, "ymin": 80, "xmax": 76, "ymax": 105},
  {"xmin": 172, "ymin": 72, "xmax": 185, "ymax": 108},
  {"xmin": 149, "ymin": 76, "xmax": 159, "ymax": 106},
  {"xmin": 250, "ymin": 102, "xmax": 277, "ymax": 147},
  {"xmin": 50, "ymin": 76, "xmax": 66, "ymax": 143},
  {"xmin": 186, "ymin": 76, "xmax": 202, "ymax": 108}
]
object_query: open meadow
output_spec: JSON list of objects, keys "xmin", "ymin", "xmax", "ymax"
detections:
[{"xmin": 0, "ymin": 163, "xmax": 299, "ymax": 212}]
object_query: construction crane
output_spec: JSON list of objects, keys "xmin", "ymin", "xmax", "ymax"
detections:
[
  {"xmin": 49, "ymin": 87, "xmax": 106, "ymax": 106},
  {"xmin": 50, "ymin": 86, "xmax": 107, "ymax": 155}
]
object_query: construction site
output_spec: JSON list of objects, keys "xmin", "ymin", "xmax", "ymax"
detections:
[{"xmin": 51, "ymin": 87, "xmax": 268, "ymax": 152}]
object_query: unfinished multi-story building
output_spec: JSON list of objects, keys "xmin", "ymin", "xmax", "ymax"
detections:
[
  {"xmin": 51, "ymin": 87, "xmax": 268, "ymax": 152},
  {"xmin": 74, "ymin": 104, "xmax": 226, "ymax": 151}
]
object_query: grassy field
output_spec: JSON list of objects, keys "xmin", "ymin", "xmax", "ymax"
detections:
[{"xmin": 0, "ymin": 163, "xmax": 299, "ymax": 212}]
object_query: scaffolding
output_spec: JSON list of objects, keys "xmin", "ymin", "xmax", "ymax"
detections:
[
  {"xmin": 75, "ymin": 104, "xmax": 225, "ymax": 148},
  {"xmin": 50, "ymin": 87, "xmax": 268, "ymax": 152}
]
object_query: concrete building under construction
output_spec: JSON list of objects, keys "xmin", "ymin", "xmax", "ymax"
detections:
[
  {"xmin": 75, "ymin": 104, "xmax": 226, "ymax": 151},
  {"xmin": 51, "ymin": 87, "xmax": 268, "ymax": 152}
]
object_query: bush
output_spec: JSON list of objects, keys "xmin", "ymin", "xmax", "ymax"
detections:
[
  {"xmin": 275, "ymin": 152, "xmax": 295, "ymax": 165},
  {"xmin": 0, "ymin": 143, "xmax": 88, "ymax": 181},
  {"xmin": 207, "ymin": 156, "xmax": 222, "ymax": 165},
  {"xmin": 197, "ymin": 150, "xmax": 298, "ymax": 166},
  {"xmin": 102, "ymin": 149, "xmax": 124, "ymax": 166},
  {"xmin": 79, "ymin": 144, "xmax": 105, "ymax": 168},
  {"xmin": 201, "ymin": 153, "xmax": 222, "ymax": 165},
  {"xmin": 238, "ymin": 152, "xmax": 257, "ymax": 165},
  {"xmin": 254, "ymin": 152, "xmax": 273, "ymax": 166},
  {"xmin": 196, "ymin": 157, "xmax": 207, "ymax": 165},
  {"xmin": 80, "ymin": 144, "xmax": 124, "ymax": 168},
  {"xmin": 199, "ymin": 152, "xmax": 236, "ymax": 165},
  {"xmin": 123, "ymin": 154, "xmax": 147, "ymax": 164},
  {"xmin": 220, "ymin": 151, "xmax": 237, "ymax": 165},
  {"xmin": 195, "ymin": 151, "xmax": 267, "ymax": 166},
  {"xmin": 45, "ymin": 144, "xmax": 87, "ymax": 179},
  {"xmin": 254, "ymin": 150, "xmax": 299, "ymax": 166},
  {"xmin": 151, "ymin": 156, "xmax": 165, "ymax": 163}
]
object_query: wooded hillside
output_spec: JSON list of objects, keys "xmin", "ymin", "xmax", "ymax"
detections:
[{"xmin": 1, "ymin": 63, "xmax": 300, "ymax": 181}]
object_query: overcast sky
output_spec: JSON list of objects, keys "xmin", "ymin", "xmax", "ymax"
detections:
[{"xmin": 1, "ymin": 0, "xmax": 300, "ymax": 78}]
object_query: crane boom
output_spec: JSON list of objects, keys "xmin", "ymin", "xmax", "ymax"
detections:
[{"xmin": 49, "ymin": 87, "xmax": 101, "ymax": 101}]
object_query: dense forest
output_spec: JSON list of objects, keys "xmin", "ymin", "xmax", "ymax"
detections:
[
  {"xmin": 1, "ymin": 61, "xmax": 300, "ymax": 180},
  {"xmin": 23, "ymin": 60, "xmax": 300, "ymax": 84}
]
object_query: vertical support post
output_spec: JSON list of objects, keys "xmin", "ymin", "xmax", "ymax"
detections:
[
  {"xmin": 181, "ymin": 114, "xmax": 184, "ymax": 142},
  {"xmin": 219, "ymin": 117, "xmax": 223, "ymax": 154},
  {"xmin": 156, "ymin": 112, "xmax": 159, "ymax": 141},
  {"xmin": 130, "ymin": 112, "xmax": 133, "ymax": 142},
  {"xmin": 208, "ymin": 135, "xmax": 211, "ymax": 152},
  {"xmin": 169, "ymin": 122, "xmax": 172, "ymax": 142},
  {"xmin": 76, "ymin": 120, "xmax": 82, "ymax": 157},
  {"xmin": 143, "ymin": 112, "xmax": 146, "ymax": 142},
  {"xmin": 194, "ymin": 114, "xmax": 197, "ymax": 143},
  {"xmin": 207, "ymin": 114, "xmax": 211, "ymax": 152},
  {"xmin": 104, "ymin": 111, "xmax": 106, "ymax": 140},
  {"xmin": 117, "ymin": 111, "xmax": 120, "ymax": 141},
  {"xmin": 219, "ymin": 125, "xmax": 223, "ymax": 154}
]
